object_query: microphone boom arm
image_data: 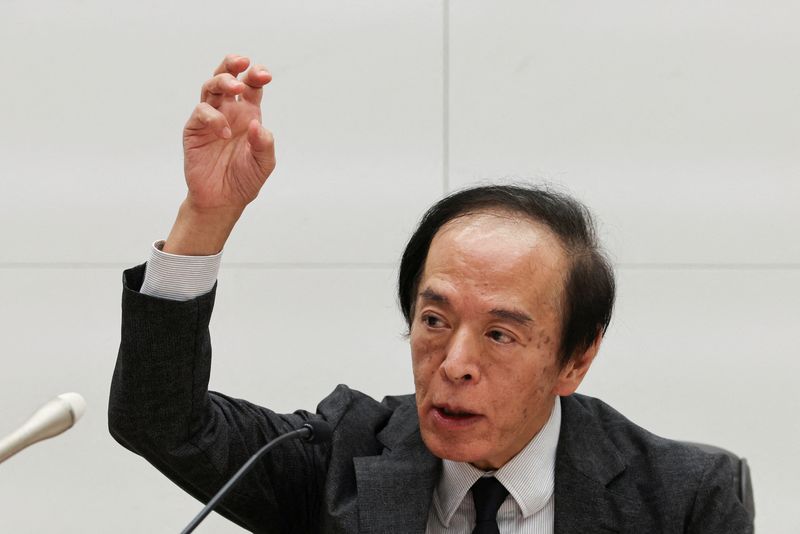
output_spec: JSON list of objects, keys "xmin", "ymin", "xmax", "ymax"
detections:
[{"xmin": 180, "ymin": 423, "xmax": 320, "ymax": 534}]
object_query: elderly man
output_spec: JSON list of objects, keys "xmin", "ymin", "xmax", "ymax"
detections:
[{"xmin": 108, "ymin": 56, "xmax": 753, "ymax": 533}]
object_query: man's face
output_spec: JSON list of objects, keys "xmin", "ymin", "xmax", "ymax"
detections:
[{"xmin": 410, "ymin": 211, "xmax": 588, "ymax": 470}]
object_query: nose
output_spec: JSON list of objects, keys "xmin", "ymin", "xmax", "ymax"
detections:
[{"xmin": 440, "ymin": 328, "xmax": 481, "ymax": 384}]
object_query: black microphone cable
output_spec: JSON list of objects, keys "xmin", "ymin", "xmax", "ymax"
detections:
[{"xmin": 181, "ymin": 420, "xmax": 332, "ymax": 534}]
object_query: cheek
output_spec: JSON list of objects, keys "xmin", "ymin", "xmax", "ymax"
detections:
[
  {"xmin": 410, "ymin": 326, "xmax": 446, "ymax": 365},
  {"xmin": 489, "ymin": 358, "xmax": 558, "ymax": 421},
  {"xmin": 410, "ymin": 332, "xmax": 440, "ymax": 392}
]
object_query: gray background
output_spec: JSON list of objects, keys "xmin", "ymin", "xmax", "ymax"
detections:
[{"xmin": 1, "ymin": 1, "xmax": 797, "ymax": 532}]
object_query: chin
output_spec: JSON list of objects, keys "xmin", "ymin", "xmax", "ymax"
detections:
[{"xmin": 420, "ymin": 428, "xmax": 490, "ymax": 465}]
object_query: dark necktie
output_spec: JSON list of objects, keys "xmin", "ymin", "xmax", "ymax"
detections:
[{"xmin": 470, "ymin": 476, "xmax": 509, "ymax": 534}]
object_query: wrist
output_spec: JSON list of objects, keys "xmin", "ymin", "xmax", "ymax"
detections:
[{"xmin": 162, "ymin": 199, "xmax": 244, "ymax": 256}]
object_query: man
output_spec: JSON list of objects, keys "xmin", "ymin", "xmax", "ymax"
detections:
[{"xmin": 108, "ymin": 55, "xmax": 753, "ymax": 533}]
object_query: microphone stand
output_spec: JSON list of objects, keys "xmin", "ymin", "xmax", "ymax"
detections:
[{"xmin": 180, "ymin": 426, "xmax": 313, "ymax": 534}]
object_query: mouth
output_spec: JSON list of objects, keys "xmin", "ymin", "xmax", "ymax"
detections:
[
  {"xmin": 437, "ymin": 406, "xmax": 476, "ymax": 418},
  {"xmin": 430, "ymin": 404, "xmax": 482, "ymax": 428}
]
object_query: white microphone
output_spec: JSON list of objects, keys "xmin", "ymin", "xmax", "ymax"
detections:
[{"xmin": 0, "ymin": 393, "xmax": 86, "ymax": 464}]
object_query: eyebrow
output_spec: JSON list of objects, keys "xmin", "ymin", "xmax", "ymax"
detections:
[
  {"xmin": 489, "ymin": 308, "xmax": 534, "ymax": 326},
  {"xmin": 418, "ymin": 287, "xmax": 534, "ymax": 326},
  {"xmin": 419, "ymin": 287, "xmax": 448, "ymax": 304}
]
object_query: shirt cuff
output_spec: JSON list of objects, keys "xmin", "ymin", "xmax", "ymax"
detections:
[{"xmin": 140, "ymin": 240, "xmax": 222, "ymax": 301}]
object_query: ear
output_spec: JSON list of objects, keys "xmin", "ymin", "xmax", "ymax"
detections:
[{"xmin": 552, "ymin": 333, "xmax": 603, "ymax": 396}]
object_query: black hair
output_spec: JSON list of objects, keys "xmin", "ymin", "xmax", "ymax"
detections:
[{"xmin": 398, "ymin": 184, "xmax": 615, "ymax": 367}]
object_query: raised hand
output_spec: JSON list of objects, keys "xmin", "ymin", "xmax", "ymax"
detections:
[{"xmin": 164, "ymin": 55, "xmax": 276, "ymax": 255}]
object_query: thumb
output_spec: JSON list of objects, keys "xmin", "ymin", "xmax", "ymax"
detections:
[{"xmin": 247, "ymin": 120, "xmax": 276, "ymax": 172}]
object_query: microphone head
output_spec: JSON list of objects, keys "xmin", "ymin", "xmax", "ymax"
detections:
[
  {"xmin": 302, "ymin": 420, "xmax": 333, "ymax": 444},
  {"xmin": 57, "ymin": 392, "xmax": 87, "ymax": 423}
]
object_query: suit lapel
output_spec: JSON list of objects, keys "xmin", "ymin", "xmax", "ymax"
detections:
[
  {"xmin": 353, "ymin": 394, "xmax": 645, "ymax": 533},
  {"xmin": 354, "ymin": 401, "xmax": 441, "ymax": 534},
  {"xmin": 554, "ymin": 395, "xmax": 640, "ymax": 534}
]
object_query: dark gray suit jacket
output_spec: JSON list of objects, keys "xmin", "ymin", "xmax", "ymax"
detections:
[{"xmin": 108, "ymin": 264, "xmax": 753, "ymax": 533}]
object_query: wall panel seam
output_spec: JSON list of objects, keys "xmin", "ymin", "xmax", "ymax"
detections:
[
  {"xmin": 0, "ymin": 262, "xmax": 399, "ymax": 270},
  {"xmin": 442, "ymin": 0, "xmax": 450, "ymax": 195},
  {"xmin": 1, "ymin": 262, "xmax": 799, "ymax": 271}
]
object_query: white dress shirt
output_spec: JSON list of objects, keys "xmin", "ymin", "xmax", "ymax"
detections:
[
  {"xmin": 140, "ymin": 241, "xmax": 221, "ymax": 300},
  {"xmin": 140, "ymin": 240, "xmax": 562, "ymax": 533}
]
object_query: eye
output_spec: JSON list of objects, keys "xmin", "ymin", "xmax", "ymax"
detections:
[
  {"xmin": 487, "ymin": 329, "xmax": 514, "ymax": 344},
  {"xmin": 421, "ymin": 313, "xmax": 445, "ymax": 329}
]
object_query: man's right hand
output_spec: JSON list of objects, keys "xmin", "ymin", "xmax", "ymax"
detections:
[{"xmin": 163, "ymin": 55, "xmax": 276, "ymax": 256}]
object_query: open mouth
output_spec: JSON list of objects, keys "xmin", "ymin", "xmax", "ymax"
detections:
[
  {"xmin": 432, "ymin": 405, "xmax": 481, "ymax": 427},
  {"xmin": 437, "ymin": 407, "xmax": 476, "ymax": 419}
]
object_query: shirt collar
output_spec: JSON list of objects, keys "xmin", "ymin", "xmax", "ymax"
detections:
[{"xmin": 432, "ymin": 396, "xmax": 562, "ymax": 527}]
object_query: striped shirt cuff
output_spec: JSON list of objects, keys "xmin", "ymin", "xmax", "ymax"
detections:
[{"xmin": 140, "ymin": 240, "xmax": 222, "ymax": 301}]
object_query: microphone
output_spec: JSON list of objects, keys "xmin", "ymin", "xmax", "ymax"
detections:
[
  {"xmin": 181, "ymin": 419, "xmax": 333, "ymax": 534},
  {"xmin": 301, "ymin": 419, "xmax": 333, "ymax": 444},
  {"xmin": 0, "ymin": 392, "xmax": 87, "ymax": 465}
]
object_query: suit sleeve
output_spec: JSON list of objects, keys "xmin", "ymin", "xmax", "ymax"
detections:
[
  {"xmin": 107, "ymin": 264, "xmax": 329, "ymax": 534},
  {"xmin": 687, "ymin": 452, "xmax": 754, "ymax": 534}
]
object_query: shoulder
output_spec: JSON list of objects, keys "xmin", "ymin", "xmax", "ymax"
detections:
[
  {"xmin": 313, "ymin": 386, "xmax": 415, "ymax": 451},
  {"xmin": 314, "ymin": 385, "xmax": 413, "ymax": 422},
  {"xmin": 559, "ymin": 394, "xmax": 752, "ymax": 532},
  {"xmin": 563, "ymin": 393, "xmax": 718, "ymax": 468}
]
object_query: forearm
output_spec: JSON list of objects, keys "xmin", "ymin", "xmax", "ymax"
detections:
[
  {"xmin": 108, "ymin": 54, "xmax": 286, "ymax": 531},
  {"xmin": 108, "ymin": 264, "xmax": 216, "ymax": 448},
  {"xmin": 108, "ymin": 265, "xmax": 292, "ymax": 531}
]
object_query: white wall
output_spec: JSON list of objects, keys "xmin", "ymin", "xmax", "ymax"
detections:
[{"xmin": 0, "ymin": 1, "xmax": 796, "ymax": 532}]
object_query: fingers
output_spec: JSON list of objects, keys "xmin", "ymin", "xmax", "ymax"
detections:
[
  {"xmin": 186, "ymin": 103, "xmax": 232, "ymax": 139},
  {"xmin": 241, "ymin": 64, "xmax": 272, "ymax": 105},
  {"xmin": 201, "ymin": 73, "xmax": 245, "ymax": 108},
  {"xmin": 203, "ymin": 56, "xmax": 272, "ymax": 107},
  {"xmin": 214, "ymin": 54, "xmax": 250, "ymax": 77},
  {"xmin": 247, "ymin": 120, "xmax": 275, "ymax": 169}
]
